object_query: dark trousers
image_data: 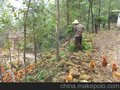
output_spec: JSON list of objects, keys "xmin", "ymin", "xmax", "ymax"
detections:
[{"xmin": 74, "ymin": 35, "xmax": 83, "ymax": 51}]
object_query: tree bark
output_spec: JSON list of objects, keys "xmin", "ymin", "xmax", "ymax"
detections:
[
  {"xmin": 7, "ymin": 33, "xmax": 12, "ymax": 70},
  {"xmin": 78, "ymin": 0, "xmax": 81, "ymax": 21},
  {"xmin": 87, "ymin": 3, "xmax": 90, "ymax": 32},
  {"xmin": 66, "ymin": 0, "xmax": 69, "ymax": 26},
  {"xmin": 98, "ymin": 0, "xmax": 101, "ymax": 30},
  {"xmin": 17, "ymin": 41, "xmax": 20, "ymax": 61},
  {"xmin": 0, "ymin": 66, "xmax": 3, "ymax": 82},
  {"xmin": 95, "ymin": 22, "xmax": 98, "ymax": 33},
  {"xmin": 89, "ymin": 0, "xmax": 94, "ymax": 32},
  {"xmin": 56, "ymin": 0, "xmax": 60, "ymax": 61},
  {"xmin": 108, "ymin": 0, "xmax": 111, "ymax": 30},
  {"xmin": 32, "ymin": 13, "xmax": 37, "ymax": 68},
  {"xmin": 23, "ymin": 0, "xmax": 31, "ymax": 80},
  {"xmin": 23, "ymin": 12, "xmax": 27, "ymax": 81}
]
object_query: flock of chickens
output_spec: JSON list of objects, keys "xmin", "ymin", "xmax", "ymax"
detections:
[
  {"xmin": 65, "ymin": 55, "xmax": 120, "ymax": 82},
  {"xmin": 0, "ymin": 62, "xmax": 35, "ymax": 82},
  {"xmin": 1, "ymin": 54, "xmax": 120, "ymax": 82},
  {"xmin": 89, "ymin": 55, "xmax": 120, "ymax": 79}
]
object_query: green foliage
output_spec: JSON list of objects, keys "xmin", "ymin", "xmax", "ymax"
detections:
[
  {"xmin": 99, "ymin": 16, "xmax": 108, "ymax": 23},
  {"xmin": 60, "ymin": 51, "xmax": 65, "ymax": 56},
  {"xmin": 38, "ymin": 70, "xmax": 47, "ymax": 80},
  {"xmin": 22, "ymin": 69, "xmax": 48, "ymax": 82},
  {"xmin": 16, "ymin": 40, "xmax": 24, "ymax": 50},
  {"xmin": 65, "ymin": 25, "xmax": 73, "ymax": 35},
  {"xmin": 82, "ymin": 41, "xmax": 93, "ymax": 51},
  {"xmin": 82, "ymin": 33, "xmax": 94, "ymax": 51},
  {"xmin": 95, "ymin": 16, "xmax": 108, "ymax": 25},
  {"xmin": 3, "ymin": 40, "xmax": 11, "ymax": 49},
  {"xmin": 67, "ymin": 43, "xmax": 75, "ymax": 52},
  {"xmin": 65, "ymin": 25, "xmax": 74, "ymax": 39}
]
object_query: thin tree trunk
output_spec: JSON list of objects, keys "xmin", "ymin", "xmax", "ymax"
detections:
[
  {"xmin": 90, "ymin": 1, "xmax": 94, "ymax": 32},
  {"xmin": 66, "ymin": 0, "xmax": 69, "ymax": 26},
  {"xmin": 91, "ymin": 8, "xmax": 94, "ymax": 32},
  {"xmin": 17, "ymin": 42, "xmax": 20, "ymax": 61},
  {"xmin": 33, "ymin": 29, "xmax": 37, "ymax": 68},
  {"xmin": 78, "ymin": 0, "xmax": 81, "ymax": 21},
  {"xmin": 66, "ymin": 0, "xmax": 71, "ymax": 42},
  {"xmin": 17, "ymin": 16, "xmax": 20, "ymax": 62},
  {"xmin": 23, "ymin": 13, "xmax": 27, "ymax": 81},
  {"xmin": 108, "ymin": 0, "xmax": 111, "ymax": 30},
  {"xmin": 32, "ymin": 13, "xmax": 37, "ymax": 68},
  {"xmin": 87, "ymin": 3, "xmax": 90, "ymax": 32},
  {"xmin": 95, "ymin": 22, "xmax": 98, "ymax": 33},
  {"xmin": 98, "ymin": 0, "xmax": 101, "ymax": 30},
  {"xmin": 56, "ymin": 0, "xmax": 60, "ymax": 61},
  {"xmin": 0, "ymin": 66, "xmax": 3, "ymax": 82},
  {"xmin": 23, "ymin": 0, "xmax": 31, "ymax": 81},
  {"xmin": 17, "ymin": 37, "xmax": 20, "ymax": 64},
  {"xmin": 9, "ymin": 46, "xmax": 12, "ymax": 70},
  {"xmin": 36, "ymin": 44, "xmax": 43, "ymax": 61},
  {"xmin": 7, "ymin": 33, "xmax": 12, "ymax": 70},
  {"xmin": 34, "ymin": 33, "xmax": 37, "ymax": 67}
]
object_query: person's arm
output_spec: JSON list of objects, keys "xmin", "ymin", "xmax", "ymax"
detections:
[
  {"xmin": 79, "ymin": 24, "xmax": 84, "ymax": 29},
  {"xmin": 81, "ymin": 24, "xmax": 85, "ymax": 30},
  {"xmin": 73, "ymin": 26, "xmax": 76, "ymax": 32}
]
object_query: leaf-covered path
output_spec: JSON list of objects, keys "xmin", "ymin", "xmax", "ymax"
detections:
[
  {"xmin": 52, "ymin": 30, "xmax": 120, "ymax": 82},
  {"xmin": 92, "ymin": 30, "xmax": 120, "ymax": 82}
]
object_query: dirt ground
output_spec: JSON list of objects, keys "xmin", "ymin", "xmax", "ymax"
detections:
[{"xmin": 52, "ymin": 30, "xmax": 120, "ymax": 82}]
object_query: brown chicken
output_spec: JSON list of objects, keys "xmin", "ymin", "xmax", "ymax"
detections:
[
  {"xmin": 101, "ymin": 56, "xmax": 108, "ymax": 67},
  {"xmin": 1, "ymin": 66, "xmax": 5, "ymax": 73},
  {"xmin": 112, "ymin": 64, "xmax": 118, "ymax": 72},
  {"xmin": 89, "ymin": 60, "xmax": 96, "ymax": 69},
  {"xmin": 101, "ymin": 55, "xmax": 108, "ymax": 73},
  {"xmin": 112, "ymin": 71, "xmax": 120, "ymax": 80},
  {"xmin": 65, "ymin": 72, "xmax": 73, "ymax": 82}
]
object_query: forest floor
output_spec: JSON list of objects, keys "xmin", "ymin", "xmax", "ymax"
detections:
[
  {"xmin": 51, "ymin": 30, "xmax": 120, "ymax": 82},
  {"xmin": 1, "ymin": 30, "xmax": 120, "ymax": 82},
  {"xmin": 27, "ymin": 30, "xmax": 120, "ymax": 82}
]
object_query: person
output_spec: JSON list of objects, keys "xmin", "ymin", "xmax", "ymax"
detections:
[
  {"xmin": 116, "ymin": 13, "xmax": 120, "ymax": 28},
  {"xmin": 72, "ymin": 19, "xmax": 85, "ymax": 51}
]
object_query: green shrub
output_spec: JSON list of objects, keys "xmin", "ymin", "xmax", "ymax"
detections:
[
  {"xmin": 82, "ymin": 41, "xmax": 93, "ymax": 51},
  {"xmin": 82, "ymin": 33, "xmax": 93, "ymax": 51},
  {"xmin": 65, "ymin": 25, "xmax": 73, "ymax": 34},
  {"xmin": 67, "ymin": 43, "xmax": 75, "ymax": 52},
  {"xmin": 65, "ymin": 25, "xmax": 74, "ymax": 38},
  {"xmin": 60, "ymin": 51, "xmax": 65, "ymax": 56}
]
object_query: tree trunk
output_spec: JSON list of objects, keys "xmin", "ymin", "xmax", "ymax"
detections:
[
  {"xmin": 0, "ymin": 66, "xmax": 3, "ymax": 82},
  {"xmin": 103, "ymin": 23, "xmax": 106, "ymax": 28},
  {"xmin": 7, "ymin": 33, "xmax": 12, "ymax": 70},
  {"xmin": 23, "ymin": 12, "xmax": 27, "ymax": 81},
  {"xmin": 108, "ymin": 0, "xmax": 111, "ymax": 30},
  {"xmin": 78, "ymin": 0, "xmax": 81, "ymax": 21},
  {"xmin": 66, "ymin": 0, "xmax": 69, "ymax": 26},
  {"xmin": 15, "ymin": 35, "xmax": 20, "ymax": 62},
  {"xmin": 95, "ymin": 22, "xmax": 98, "ymax": 33},
  {"xmin": 32, "ymin": 13, "xmax": 37, "ymax": 68},
  {"xmin": 98, "ymin": 0, "xmax": 101, "ymax": 30},
  {"xmin": 56, "ymin": 0, "xmax": 60, "ymax": 61},
  {"xmin": 9, "ymin": 45, "xmax": 12, "ymax": 70},
  {"xmin": 23, "ymin": 0, "xmax": 31, "ymax": 81},
  {"xmin": 90, "ymin": 0, "xmax": 94, "ymax": 32},
  {"xmin": 17, "ymin": 41, "xmax": 20, "ymax": 61},
  {"xmin": 87, "ymin": 3, "xmax": 90, "ymax": 32},
  {"xmin": 33, "ymin": 29, "xmax": 37, "ymax": 68}
]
